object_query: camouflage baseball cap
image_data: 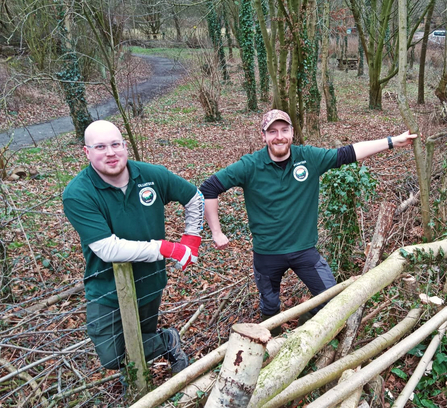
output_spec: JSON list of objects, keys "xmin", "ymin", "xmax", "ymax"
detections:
[{"xmin": 261, "ymin": 110, "xmax": 292, "ymax": 131}]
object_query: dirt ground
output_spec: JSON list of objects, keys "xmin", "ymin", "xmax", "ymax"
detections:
[{"xmin": 1, "ymin": 52, "xmax": 446, "ymax": 407}]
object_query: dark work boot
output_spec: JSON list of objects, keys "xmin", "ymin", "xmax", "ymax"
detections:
[
  {"xmin": 261, "ymin": 312, "xmax": 282, "ymax": 337},
  {"xmin": 166, "ymin": 328, "xmax": 189, "ymax": 374}
]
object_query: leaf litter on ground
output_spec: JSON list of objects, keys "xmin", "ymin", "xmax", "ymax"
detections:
[{"xmin": 1, "ymin": 54, "xmax": 446, "ymax": 406}]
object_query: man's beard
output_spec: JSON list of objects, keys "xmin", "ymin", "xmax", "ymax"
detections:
[{"xmin": 268, "ymin": 141, "xmax": 291, "ymax": 159}]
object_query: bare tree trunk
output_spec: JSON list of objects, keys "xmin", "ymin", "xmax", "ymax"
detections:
[
  {"xmin": 172, "ymin": 8, "xmax": 182, "ymax": 42},
  {"xmin": 357, "ymin": 27, "xmax": 364, "ymax": 77},
  {"xmin": 349, "ymin": 0, "xmax": 395, "ymax": 109},
  {"xmin": 58, "ymin": 3, "xmax": 93, "ymax": 139},
  {"xmin": 397, "ymin": 0, "xmax": 431, "ymax": 241},
  {"xmin": 321, "ymin": 0, "xmax": 338, "ymax": 122},
  {"xmin": 303, "ymin": 0, "xmax": 321, "ymax": 139},
  {"xmin": 253, "ymin": 0, "xmax": 305, "ymax": 144},
  {"xmin": 418, "ymin": 0, "xmax": 435, "ymax": 104},
  {"xmin": 253, "ymin": 0, "xmax": 280, "ymax": 107}
]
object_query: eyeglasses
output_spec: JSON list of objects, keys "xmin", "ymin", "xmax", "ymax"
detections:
[{"xmin": 85, "ymin": 141, "xmax": 127, "ymax": 152}]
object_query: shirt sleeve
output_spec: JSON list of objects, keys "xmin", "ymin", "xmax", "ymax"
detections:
[
  {"xmin": 63, "ymin": 195, "xmax": 113, "ymax": 246},
  {"xmin": 162, "ymin": 168, "xmax": 199, "ymax": 206},
  {"xmin": 336, "ymin": 145, "xmax": 357, "ymax": 167},
  {"xmin": 199, "ymin": 175, "xmax": 227, "ymax": 199},
  {"xmin": 88, "ymin": 234, "xmax": 163, "ymax": 263},
  {"xmin": 214, "ymin": 159, "xmax": 248, "ymax": 190},
  {"xmin": 184, "ymin": 189, "xmax": 204, "ymax": 236}
]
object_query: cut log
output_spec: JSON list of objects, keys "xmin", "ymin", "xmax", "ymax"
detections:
[
  {"xmin": 129, "ymin": 279, "xmax": 357, "ymax": 408},
  {"xmin": 205, "ymin": 324, "xmax": 270, "ymax": 408}
]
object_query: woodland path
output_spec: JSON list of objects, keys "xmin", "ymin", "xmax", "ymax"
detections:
[{"xmin": 0, "ymin": 55, "xmax": 185, "ymax": 149}]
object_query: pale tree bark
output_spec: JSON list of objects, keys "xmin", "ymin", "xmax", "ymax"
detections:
[
  {"xmin": 306, "ymin": 307, "xmax": 447, "ymax": 408},
  {"xmin": 335, "ymin": 368, "xmax": 362, "ymax": 408},
  {"xmin": 205, "ymin": 324, "xmax": 270, "ymax": 407},
  {"xmin": 397, "ymin": 0, "xmax": 431, "ymax": 241},
  {"xmin": 179, "ymin": 333, "xmax": 291, "ymax": 406},
  {"xmin": 259, "ymin": 308, "xmax": 422, "ymax": 408},
  {"xmin": 178, "ymin": 281, "xmax": 357, "ymax": 406},
  {"xmin": 247, "ymin": 239, "xmax": 447, "ymax": 407},
  {"xmin": 392, "ymin": 321, "xmax": 447, "ymax": 408}
]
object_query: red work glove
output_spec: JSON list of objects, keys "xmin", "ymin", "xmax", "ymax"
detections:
[
  {"xmin": 159, "ymin": 240, "xmax": 192, "ymax": 271},
  {"xmin": 180, "ymin": 234, "xmax": 202, "ymax": 263}
]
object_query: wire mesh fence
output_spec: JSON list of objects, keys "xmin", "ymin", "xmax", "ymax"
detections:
[{"xmin": 0, "ymin": 253, "xmax": 289, "ymax": 407}]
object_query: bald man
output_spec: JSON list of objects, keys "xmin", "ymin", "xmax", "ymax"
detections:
[{"xmin": 63, "ymin": 120, "xmax": 204, "ymax": 374}]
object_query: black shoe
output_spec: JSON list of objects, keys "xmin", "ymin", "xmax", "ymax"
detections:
[
  {"xmin": 297, "ymin": 311, "xmax": 314, "ymax": 327},
  {"xmin": 261, "ymin": 312, "xmax": 282, "ymax": 337},
  {"xmin": 166, "ymin": 328, "xmax": 189, "ymax": 374}
]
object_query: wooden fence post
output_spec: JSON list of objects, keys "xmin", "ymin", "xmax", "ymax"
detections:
[{"xmin": 113, "ymin": 262, "xmax": 149, "ymax": 396}]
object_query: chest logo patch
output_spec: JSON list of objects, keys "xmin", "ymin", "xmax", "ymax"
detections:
[
  {"xmin": 139, "ymin": 187, "xmax": 157, "ymax": 206},
  {"xmin": 293, "ymin": 165, "xmax": 309, "ymax": 182}
]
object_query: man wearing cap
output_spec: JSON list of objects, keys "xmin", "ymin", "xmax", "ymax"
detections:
[
  {"xmin": 63, "ymin": 120, "xmax": 204, "ymax": 373},
  {"xmin": 199, "ymin": 109, "xmax": 416, "ymax": 335}
]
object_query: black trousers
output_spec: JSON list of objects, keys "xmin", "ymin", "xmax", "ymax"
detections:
[
  {"xmin": 86, "ymin": 294, "xmax": 170, "ymax": 370},
  {"xmin": 253, "ymin": 247, "xmax": 336, "ymax": 316}
]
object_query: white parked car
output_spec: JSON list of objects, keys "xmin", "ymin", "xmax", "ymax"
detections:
[{"xmin": 429, "ymin": 29, "xmax": 446, "ymax": 44}]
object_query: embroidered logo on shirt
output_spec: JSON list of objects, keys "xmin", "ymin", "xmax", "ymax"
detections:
[
  {"xmin": 293, "ymin": 165, "xmax": 309, "ymax": 182},
  {"xmin": 139, "ymin": 187, "xmax": 157, "ymax": 206}
]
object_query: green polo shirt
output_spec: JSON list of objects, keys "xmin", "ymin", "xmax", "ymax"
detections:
[
  {"xmin": 63, "ymin": 160, "xmax": 197, "ymax": 308},
  {"xmin": 215, "ymin": 145, "xmax": 338, "ymax": 254}
]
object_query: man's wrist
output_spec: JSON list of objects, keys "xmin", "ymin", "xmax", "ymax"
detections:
[{"xmin": 387, "ymin": 136, "xmax": 394, "ymax": 149}]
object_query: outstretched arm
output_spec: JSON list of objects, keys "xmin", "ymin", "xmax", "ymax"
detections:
[
  {"xmin": 205, "ymin": 198, "xmax": 229, "ymax": 249},
  {"xmin": 353, "ymin": 130, "xmax": 417, "ymax": 160}
]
